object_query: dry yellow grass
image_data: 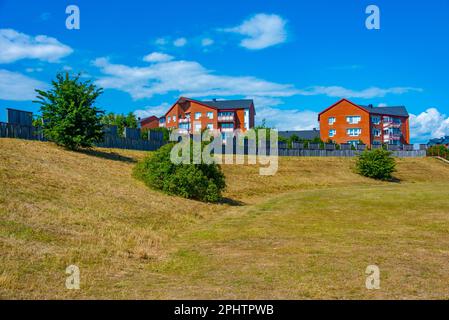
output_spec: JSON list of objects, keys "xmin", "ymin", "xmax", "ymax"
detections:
[{"xmin": 1, "ymin": 138, "xmax": 449, "ymax": 299}]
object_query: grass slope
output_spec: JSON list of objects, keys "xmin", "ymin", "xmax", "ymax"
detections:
[{"xmin": 1, "ymin": 138, "xmax": 449, "ymax": 299}]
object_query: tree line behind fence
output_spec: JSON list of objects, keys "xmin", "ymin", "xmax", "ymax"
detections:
[{"xmin": 0, "ymin": 107, "xmax": 428, "ymax": 157}]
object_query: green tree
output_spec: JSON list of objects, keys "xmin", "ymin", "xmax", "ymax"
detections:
[
  {"xmin": 34, "ymin": 73, "xmax": 104, "ymax": 150},
  {"xmin": 101, "ymin": 112, "xmax": 138, "ymax": 137},
  {"xmin": 356, "ymin": 149, "xmax": 396, "ymax": 180}
]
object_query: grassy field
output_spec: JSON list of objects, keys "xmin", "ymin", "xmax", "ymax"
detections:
[{"xmin": 1, "ymin": 138, "xmax": 449, "ymax": 299}]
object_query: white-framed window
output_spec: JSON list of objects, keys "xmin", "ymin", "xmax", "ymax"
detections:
[
  {"xmin": 173, "ymin": 115, "xmax": 177, "ymax": 122},
  {"xmin": 206, "ymin": 123, "xmax": 213, "ymax": 130},
  {"xmin": 347, "ymin": 128, "xmax": 362, "ymax": 136},
  {"xmin": 328, "ymin": 117, "xmax": 336, "ymax": 125},
  {"xmin": 195, "ymin": 112, "xmax": 202, "ymax": 120},
  {"xmin": 167, "ymin": 116, "xmax": 171, "ymax": 123},
  {"xmin": 372, "ymin": 129, "xmax": 381, "ymax": 137},
  {"xmin": 371, "ymin": 116, "xmax": 381, "ymax": 125},
  {"xmin": 329, "ymin": 129, "xmax": 336, "ymax": 137},
  {"xmin": 346, "ymin": 116, "xmax": 361, "ymax": 124},
  {"xmin": 207, "ymin": 112, "xmax": 213, "ymax": 119}
]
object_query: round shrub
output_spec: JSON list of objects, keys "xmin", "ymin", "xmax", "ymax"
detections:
[
  {"xmin": 133, "ymin": 143, "xmax": 226, "ymax": 202},
  {"xmin": 355, "ymin": 149, "xmax": 396, "ymax": 180}
]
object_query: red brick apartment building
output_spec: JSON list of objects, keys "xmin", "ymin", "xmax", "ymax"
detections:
[
  {"xmin": 318, "ymin": 99, "xmax": 410, "ymax": 146},
  {"xmin": 159, "ymin": 97, "xmax": 255, "ymax": 136}
]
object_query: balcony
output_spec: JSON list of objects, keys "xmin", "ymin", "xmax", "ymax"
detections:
[
  {"xmin": 178, "ymin": 118, "xmax": 190, "ymax": 123},
  {"xmin": 384, "ymin": 134, "xmax": 402, "ymax": 141},
  {"xmin": 383, "ymin": 120, "xmax": 402, "ymax": 129},
  {"xmin": 220, "ymin": 127, "xmax": 234, "ymax": 133},
  {"xmin": 218, "ymin": 115, "xmax": 234, "ymax": 122}
]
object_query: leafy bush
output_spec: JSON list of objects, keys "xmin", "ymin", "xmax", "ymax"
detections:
[
  {"xmin": 34, "ymin": 73, "xmax": 104, "ymax": 150},
  {"xmin": 133, "ymin": 143, "xmax": 226, "ymax": 202},
  {"xmin": 427, "ymin": 145, "xmax": 449, "ymax": 160},
  {"xmin": 355, "ymin": 149, "xmax": 396, "ymax": 180}
]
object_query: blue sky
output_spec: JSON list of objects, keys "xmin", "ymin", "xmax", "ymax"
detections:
[{"xmin": 0, "ymin": 0, "xmax": 448, "ymax": 143}]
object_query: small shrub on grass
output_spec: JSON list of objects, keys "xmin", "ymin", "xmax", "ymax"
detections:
[
  {"xmin": 355, "ymin": 149, "xmax": 396, "ymax": 180},
  {"xmin": 133, "ymin": 143, "xmax": 226, "ymax": 202}
]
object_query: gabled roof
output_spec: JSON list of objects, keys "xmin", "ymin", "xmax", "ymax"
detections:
[
  {"xmin": 360, "ymin": 105, "xmax": 409, "ymax": 117},
  {"xmin": 428, "ymin": 136, "xmax": 449, "ymax": 146},
  {"xmin": 279, "ymin": 129, "xmax": 320, "ymax": 140},
  {"xmin": 318, "ymin": 98, "xmax": 409, "ymax": 120},
  {"xmin": 164, "ymin": 97, "xmax": 254, "ymax": 116},
  {"xmin": 202, "ymin": 99, "xmax": 254, "ymax": 110},
  {"xmin": 318, "ymin": 99, "xmax": 368, "ymax": 120},
  {"xmin": 139, "ymin": 115, "xmax": 158, "ymax": 124}
]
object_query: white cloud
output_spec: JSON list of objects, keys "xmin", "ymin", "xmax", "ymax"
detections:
[
  {"xmin": 93, "ymin": 54, "xmax": 425, "ymax": 106},
  {"xmin": 134, "ymin": 103, "xmax": 171, "ymax": 119},
  {"xmin": 25, "ymin": 67, "xmax": 44, "ymax": 73},
  {"xmin": 0, "ymin": 29, "xmax": 73, "ymax": 63},
  {"xmin": 173, "ymin": 37, "xmax": 187, "ymax": 47},
  {"xmin": 92, "ymin": 57, "xmax": 298, "ymax": 100},
  {"xmin": 297, "ymin": 86, "xmax": 423, "ymax": 99},
  {"xmin": 0, "ymin": 69, "xmax": 48, "ymax": 101},
  {"xmin": 201, "ymin": 38, "xmax": 214, "ymax": 47},
  {"xmin": 250, "ymin": 96, "xmax": 318, "ymax": 130},
  {"xmin": 155, "ymin": 38, "xmax": 168, "ymax": 46},
  {"xmin": 222, "ymin": 13, "xmax": 287, "ymax": 50},
  {"xmin": 143, "ymin": 52, "xmax": 174, "ymax": 63},
  {"xmin": 410, "ymin": 108, "xmax": 449, "ymax": 141}
]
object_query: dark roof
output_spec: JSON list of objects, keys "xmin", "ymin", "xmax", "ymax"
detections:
[
  {"xmin": 428, "ymin": 136, "xmax": 449, "ymax": 146},
  {"xmin": 201, "ymin": 99, "xmax": 254, "ymax": 110},
  {"xmin": 278, "ymin": 130, "xmax": 320, "ymax": 140},
  {"xmin": 139, "ymin": 115, "xmax": 158, "ymax": 123},
  {"xmin": 359, "ymin": 105, "xmax": 409, "ymax": 117}
]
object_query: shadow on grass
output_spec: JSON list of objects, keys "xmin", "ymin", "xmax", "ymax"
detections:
[
  {"xmin": 220, "ymin": 197, "xmax": 245, "ymax": 206},
  {"xmin": 388, "ymin": 176, "xmax": 401, "ymax": 183},
  {"xmin": 78, "ymin": 148, "xmax": 137, "ymax": 163}
]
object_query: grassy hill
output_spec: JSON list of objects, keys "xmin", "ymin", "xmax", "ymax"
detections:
[{"xmin": 1, "ymin": 138, "xmax": 449, "ymax": 299}]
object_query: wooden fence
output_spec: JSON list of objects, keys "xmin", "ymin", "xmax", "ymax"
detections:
[
  {"xmin": 278, "ymin": 148, "xmax": 426, "ymax": 158},
  {"xmin": 0, "ymin": 121, "xmax": 426, "ymax": 157},
  {"xmin": 0, "ymin": 122, "xmax": 45, "ymax": 140},
  {"xmin": 0, "ymin": 122, "xmax": 165, "ymax": 151},
  {"xmin": 96, "ymin": 134, "xmax": 165, "ymax": 151}
]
